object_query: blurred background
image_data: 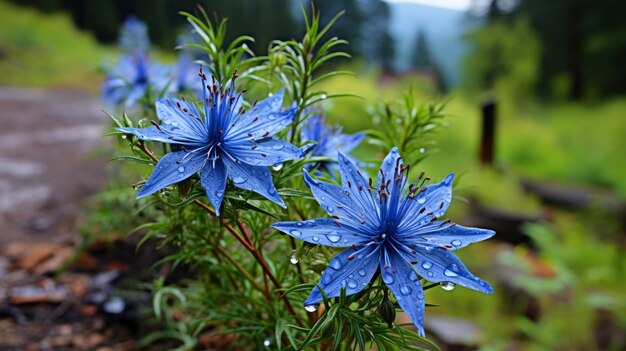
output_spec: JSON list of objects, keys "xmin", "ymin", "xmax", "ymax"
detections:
[{"xmin": 0, "ymin": 0, "xmax": 625, "ymax": 350}]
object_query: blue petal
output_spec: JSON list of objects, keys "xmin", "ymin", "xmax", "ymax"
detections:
[
  {"xmin": 272, "ymin": 218, "xmax": 368, "ymax": 247},
  {"xmin": 304, "ymin": 245, "xmax": 380, "ymax": 306},
  {"xmin": 395, "ymin": 246, "xmax": 493, "ymax": 294},
  {"xmin": 377, "ymin": 147, "xmax": 401, "ymax": 190},
  {"xmin": 337, "ymin": 151, "xmax": 378, "ymax": 217},
  {"xmin": 222, "ymin": 158, "xmax": 285, "ymax": 207},
  {"xmin": 253, "ymin": 89, "xmax": 285, "ymax": 114},
  {"xmin": 117, "ymin": 126, "xmax": 174, "ymax": 144},
  {"xmin": 225, "ymin": 139, "xmax": 304, "ymax": 167},
  {"xmin": 155, "ymin": 98, "xmax": 206, "ymax": 136},
  {"xmin": 415, "ymin": 224, "xmax": 495, "ymax": 250},
  {"xmin": 137, "ymin": 151, "xmax": 206, "ymax": 198},
  {"xmin": 397, "ymin": 173, "xmax": 455, "ymax": 231},
  {"xmin": 335, "ymin": 132, "xmax": 366, "ymax": 153},
  {"xmin": 381, "ymin": 247, "xmax": 426, "ymax": 336},
  {"xmin": 303, "ymin": 170, "xmax": 378, "ymax": 234},
  {"xmin": 200, "ymin": 162, "xmax": 227, "ymax": 216},
  {"xmin": 225, "ymin": 108, "xmax": 296, "ymax": 142}
]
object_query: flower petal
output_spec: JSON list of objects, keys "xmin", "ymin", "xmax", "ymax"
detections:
[
  {"xmin": 304, "ymin": 245, "xmax": 380, "ymax": 306},
  {"xmin": 335, "ymin": 132, "xmax": 366, "ymax": 154},
  {"xmin": 252, "ymin": 89, "xmax": 285, "ymax": 114},
  {"xmin": 397, "ymin": 173, "xmax": 455, "ymax": 231},
  {"xmin": 225, "ymin": 107, "xmax": 297, "ymax": 143},
  {"xmin": 200, "ymin": 161, "xmax": 227, "ymax": 216},
  {"xmin": 303, "ymin": 170, "xmax": 378, "ymax": 234},
  {"xmin": 225, "ymin": 139, "xmax": 304, "ymax": 167},
  {"xmin": 396, "ymin": 246, "xmax": 493, "ymax": 294},
  {"xmin": 415, "ymin": 224, "xmax": 495, "ymax": 250},
  {"xmin": 156, "ymin": 98, "xmax": 206, "ymax": 136},
  {"xmin": 272, "ymin": 218, "xmax": 369, "ymax": 247},
  {"xmin": 337, "ymin": 151, "xmax": 378, "ymax": 217},
  {"xmin": 137, "ymin": 151, "xmax": 206, "ymax": 198},
  {"xmin": 381, "ymin": 247, "xmax": 426, "ymax": 336},
  {"xmin": 376, "ymin": 147, "xmax": 401, "ymax": 190},
  {"xmin": 117, "ymin": 126, "xmax": 174, "ymax": 144},
  {"xmin": 222, "ymin": 158, "xmax": 285, "ymax": 207}
]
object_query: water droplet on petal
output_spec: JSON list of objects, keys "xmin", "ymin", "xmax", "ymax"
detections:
[
  {"xmin": 326, "ymin": 206, "xmax": 334, "ymax": 213},
  {"xmin": 272, "ymin": 163, "xmax": 283, "ymax": 171},
  {"xmin": 177, "ymin": 166, "xmax": 185, "ymax": 173},
  {"xmin": 290, "ymin": 254, "xmax": 298, "ymax": 264},
  {"xmin": 215, "ymin": 191, "xmax": 223, "ymax": 198},
  {"xmin": 330, "ymin": 259, "xmax": 342, "ymax": 270},
  {"xmin": 421, "ymin": 261, "xmax": 432, "ymax": 270},
  {"xmin": 326, "ymin": 232, "xmax": 341, "ymax": 243},
  {"xmin": 358, "ymin": 269, "xmax": 366, "ymax": 277},
  {"xmin": 444, "ymin": 268, "xmax": 459, "ymax": 277},
  {"xmin": 290, "ymin": 230, "xmax": 302, "ymax": 237},
  {"xmin": 305, "ymin": 305, "xmax": 317, "ymax": 312},
  {"xmin": 232, "ymin": 176, "xmax": 247, "ymax": 184},
  {"xmin": 296, "ymin": 222, "xmax": 303, "ymax": 227},
  {"xmin": 427, "ymin": 272, "xmax": 434, "ymax": 277},
  {"xmin": 451, "ymin": 239, "xmax": 462, "ymax": 247},
  {"xmin": 347, "ymin": 280, "xmax": 358, "ymax": 289},
  {"xmin": 312, "ymin": 236, "xmax": 320, "ymax": 242},
  {"xmin": 417, "ymin": 197, "xmax": 426, "ymax": 204},
  {"xmin": 440, "ymin": 281, "xmax": 455, "ymax": 291},
  {"xmin": 400, "ymin": 286, "xmax": 412, "ymax": 295},
  {"xmin": 408, "ymin": 271, "xmax": 419, "ymax": 282},
  {"xmin": 382, "ymin": 273, "xmax": 394, "ymax": 284},
  {"xmin": 272, "ymin": 143, "xmax": 285, "ymax": 150}
]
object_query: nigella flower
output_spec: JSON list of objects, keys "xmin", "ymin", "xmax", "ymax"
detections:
[
  {"xmin": 170, "ymin": 53, "xmax": 204, "ymax": 97},
  {"xmin": 117, "ymin": 68, "xmax": 307, "ymax": 215},
  {"xmin": 301, "ymin": 114, "xmax": 365, "ymax": 176},
  {"xmin": 272, "ymin": 147, "xmax": 494, "ymax": 335},
  {"xmin": 119, "ymin": 16, "xmax": 150, "ymax": 54},
  {"xmin": 102, "ymin": 52, "xmax": 170, "ymax": 108}
]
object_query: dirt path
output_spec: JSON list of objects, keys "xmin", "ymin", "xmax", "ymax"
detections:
[{"xmin": 0, "ymin": 87, "xmax": 108, "ymax": 246}]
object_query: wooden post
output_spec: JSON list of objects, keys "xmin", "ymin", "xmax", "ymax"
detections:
[{"xmin": 480, "ymin": 98, "xmax": 496, "ymax": 165}]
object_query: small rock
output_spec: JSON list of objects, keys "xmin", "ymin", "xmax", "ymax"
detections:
[{"xmin": 8, "ymin": 280, "xmax": 68, "ymax": 304}]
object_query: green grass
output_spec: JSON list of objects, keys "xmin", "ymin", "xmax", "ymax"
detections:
[{"xmin": 0, "ymin": 1, "xmax": 110, "ymax": 89}]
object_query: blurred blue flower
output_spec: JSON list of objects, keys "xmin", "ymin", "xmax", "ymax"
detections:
[
  {"xmin": 102, "ymin": 52, "xmax": 170, "ymax": 108},
  {"xmin": 170, "ymin": 53, "xmax": 204, "ymax": 97},
  {"xmin": 119, "ymin": 16, "xmax": 150, "ymax": 53},
  {"xmin": 117, "ymin": 69, "xmax": 308, "ymax": 215},
  {"xmin": 272, "ymin": 147, "xmax": 494, "ymax": 335},
  {"xmin": 301, "ymin": 114, "xmax": 365, "ymax": 176}
]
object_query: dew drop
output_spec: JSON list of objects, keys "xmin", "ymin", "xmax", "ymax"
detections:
[
  {"xmin": 272, "ymin": 163, "xmax": 283, "ymax": 171},
  {"xmin": 440, "ymin": 281, "xmax": 455, "ymax": 291},
  {"xmin": 272, "ymin": 143, "xmax": 285, "ymax": 150},
  {"xmin": 419, "ymin": 147, "xmax": 425, "ymax": 153},
  {"xmin": 290, "ymin": 254, "xmax": 298, "ymax": 264},
  {"xmin": 326, "ymin": 232, "xmax": 341, "ymax": 243},
  {"xmin": 326, "ymin": 206, "xmax": 334, "ymax": 213},
  {"xmin": 263, "ymin": 338, "xmax": 271, "ymax": 347},
  {"xmin": 382, "ymin": 273, "xmax": 394, "ymax": 284},
  {"xmin": 427, "ymin": 272, "xmax": 434, "ymax": 277},
  {"xmin": 358, "ymin": 269, "xmax": 366, "ymax": 277},
  {"xmin": 290, "ymin": 230, "xmax": 302, "ymax": 237},
  {"xmin": 215, "ymin": 191, "xmax": 223, "ymax": 198},
  {"xmin": 417, "ymin": 197, "xmax": 426, "ymax": 204},
  {"xmin": 312, "ymin": 236, "xmax": 320, "ymax": 242},
  {"xmin": 121, "ymin": 135, "xmax": 127, "ymax": 139},
  {"xmin": 320, "ymin": 93, "xmax": 328, "ymax": 99},
  {"xmin": 444, "ymin": 268, "xmax": 459, "ymax": 277},
  {"xmin": 421, "ymin": 261, "xmax": 432, "ymax": 270},
  {"xmin": 305, "ymin": 305, "xmax": 317, "ymax": 312},
  {"xmin": 177, "ymin": 166, "xmax": 185, "ymax": 173},
  {"xmin": 408, "ymin": 271, "xmax": 418, "ymax": 282},
  {"xmin": 296, "ymin": 222, "xmax": 303, "ymax": 227},
  {"xmin": 451, "ymin": 239, "xmax": 462, "ymax": 247},
  {"xmin": 347, "ymin": 280, "xmax": 358, "ymax": 289},
  {"xmin": 400, "ymin": 286, "xmax": 412, "ymax": 295},
  {"xmin": 232, "ymin": 176, "xmax": 247, "ymax": 184}
]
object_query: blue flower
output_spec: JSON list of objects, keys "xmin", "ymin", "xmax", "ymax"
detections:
[
  {"xmin": 117, "ymin": 69, "xmax": 307, "ymax": 215},
  {"xmin": 301, "ymin": 114, "xmax": 365, "ymax": 176},
  {"xmin": 119, "ymin": 16, "xmax": 150, "ymax": 54},
  {"xmin": 272, "ymin": 147, "xmax": 494, "ymax": 336},
  {"xmin": 102, "ymin": 52, "xmax": 170, "ymax": 108}
]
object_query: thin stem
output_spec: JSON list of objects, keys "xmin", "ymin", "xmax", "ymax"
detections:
[{"xmin": 216, "ymin": 246, "xmax": 267, "ymax": 298}]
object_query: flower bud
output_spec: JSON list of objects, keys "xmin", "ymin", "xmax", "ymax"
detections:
[{"xmin": 377, "ymin": 293, "xmax": 396, "ymax": 328}]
